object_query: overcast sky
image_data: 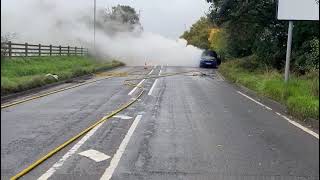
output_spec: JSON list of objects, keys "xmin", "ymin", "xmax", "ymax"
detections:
[
  {"xmin": 1, "ymin": 0, "xmax": 208, "ymax": 66},
  {"xmin": 96, "ymin": 0, "xmax": 210, "ymax": 39},
  {"xmin": 1, "ymin": 0, "xmax": 210, "ymax": 40}
]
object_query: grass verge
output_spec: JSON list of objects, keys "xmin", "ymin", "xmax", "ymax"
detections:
[
  {"xmin": 1, "ymin": 56, "xmax": 124, "ymax": 95},
  {"xmin": 219, "ymin": 57, "xmax": 319, "ymax": 120}
]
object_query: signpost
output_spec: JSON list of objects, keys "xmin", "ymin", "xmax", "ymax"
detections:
[
  {"xmin": 93, "ymin": 0, "xmax": 96, "ymax": 54},
  {"xmin": 277, "ymin": 0, "xmax": 319, "ymax": 82}
]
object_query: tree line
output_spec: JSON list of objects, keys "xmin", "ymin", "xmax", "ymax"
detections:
[{"xmin": 181, "ymin": 0, "xmax": 319, "ymax": 74}]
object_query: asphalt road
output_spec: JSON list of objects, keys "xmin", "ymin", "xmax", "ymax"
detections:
[{"xmin": 1, "ymin": 66, "xmax": 319, "ymax": 180}]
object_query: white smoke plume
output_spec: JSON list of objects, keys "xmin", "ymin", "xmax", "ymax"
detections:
[{"xmin": 1, "ymin": 0, "xmax": 202, "ymax": 66}]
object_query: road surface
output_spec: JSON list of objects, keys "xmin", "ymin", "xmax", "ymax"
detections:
[{"xmin": 1, "ymin": 66, "xmax": 319, "ymax": 180}]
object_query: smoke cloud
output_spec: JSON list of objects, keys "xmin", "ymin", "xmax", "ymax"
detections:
[{"xmin": 1, "ymin": 0, "xmax": 202, "ymax": 66}]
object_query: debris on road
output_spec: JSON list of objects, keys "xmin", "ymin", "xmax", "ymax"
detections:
[{"xmin": 45, "ymin": 73, "xmax": 59, "ymax": 80}]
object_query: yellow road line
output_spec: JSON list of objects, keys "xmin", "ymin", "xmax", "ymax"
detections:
[
  {"xmin": 9, "ymin": 69, "xmax": 199, "ymax": 179},
  {"xmin": 1, "ymin": 69, "xmax": 192, "ymax": 109},
  {"xmin": 10, "ymin": 90, "xmax": 144, "ymax": 180},
  {"xmin": 1, "ymin": 76, "xmax": 112, "ymax": 109},
  {"xmin": 2, "ymin": 68, "xmax": 150, "ymax": 109}
]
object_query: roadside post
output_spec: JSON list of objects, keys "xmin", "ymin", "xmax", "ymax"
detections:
[
  {"xmin": 277, "ymin": 0, "xmax": 319, "ymax": 83},
  {"xmin": 93, "ymin": 0, "xmax": 96, "ymax": 55},
  {"xmin": 284, "ymin": 21, "xmax": 293, "ymax": 82}
]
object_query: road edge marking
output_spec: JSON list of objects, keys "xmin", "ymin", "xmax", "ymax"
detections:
[
  {"xmin": 275, "ymin": 112, "xmax": 319, "ymax": 139},
  {"xmin": 237, "ymin": 91, "xmax": 272, "ymax": 110},
  {"xmin": 128, "ymin": 79, "xmax": 145, "ymax": 96},
  {"xmin": 1, "ymin": 76, "xmax": 112, "ymax": 109},
  {"xmin": 148, "ymin": 79, "xmax": 158, "ymax": 96},
  {"xmin": 37, "ymin": 123, "xmax": 104, "ymax": 180},
  {"xmin": 100, "ymin": 115, "xmax": 143, "ymax": 180},
  {"xmin": 237, "ymin": 90, "xmax": 319, "ymax": 139}
]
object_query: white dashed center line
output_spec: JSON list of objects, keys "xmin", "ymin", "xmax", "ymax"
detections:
[
  {"xmin": 128, "ymin": 79, "xmax": 145, "ymax": 96},
  {"xmin": 148, "ymin": 79, "xmax": 158, "ymax": 96},
  {"xmin": 148, "ymin": 69, "xmax": 154, "ymax": 75},
  {"xmin": 38, "ymin": 123, "xmax": 104, "ymax": 180},
  {"xmin": 100, "ymin": 115, "xmax": 143, "ymax": 180}
]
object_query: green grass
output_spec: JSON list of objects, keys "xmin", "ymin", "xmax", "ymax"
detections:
[
  {"xmin": 219, "ymin": 59, "xmax": 319, "ymax": 120},
  {"xmin": 1, "ymin": 56, "xmax": 124, "ymax": 95}
]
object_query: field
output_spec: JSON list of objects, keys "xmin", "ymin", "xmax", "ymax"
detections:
[{"xmin": 1, "ymin": 56, "xmax": 123, "ymax": 95}]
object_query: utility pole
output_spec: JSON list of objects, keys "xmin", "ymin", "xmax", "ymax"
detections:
[
  {"xmin": 284, "ymin": 21, "xmax": 293, "ymax": 83},
  {"xmin": 93, "ymin": 0, "xmax": 96, "ymax": 54}
]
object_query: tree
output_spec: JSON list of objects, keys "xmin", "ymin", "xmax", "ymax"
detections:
[
  {"xmin": 180, "ymin": 17, "xmax": 212, "ymax": 49},
  {"xmin": 107, "ymin": 5, "xmax": 140, "ymax": 25},
  {"xmin": 206, "ymin": 0, "xmax": 319, "ymax": 72},
  {"xmin": 209, "ymin": 28, "xmax": 228, "ymax": 57},
  {"xmin": 96, "ymin": 5, "xmax": 143, "ymax": 35},
  {"xmin": 1, "ymin": 33, "xmax": 17, "ymax": 60}
]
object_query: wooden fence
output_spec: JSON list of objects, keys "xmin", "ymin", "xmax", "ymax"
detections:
[{"xmin": 1, "ymin": 41, "xmax": 89, "ymax": 58}]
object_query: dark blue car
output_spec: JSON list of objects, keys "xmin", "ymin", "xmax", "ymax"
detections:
[{"xmin": 199, "ymin": 50, "xmax": 221, "ymax": 68}]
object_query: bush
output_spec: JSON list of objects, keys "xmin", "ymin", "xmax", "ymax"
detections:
[
  {"xmin": 310, "ymin": 78, "xmax": 319, "ymax": 97},
  {"xmin": 262, "ymin": 80, "xmax": 285, "ymax": 102},
  {"xmin": 287, "ymin": 96, "xmax": 319, "ymax": 119},
  {"xmin": 219, "ymin": 58, "xmax": 319, "ymax": 121},
  {"xmin": 238, "ymin": 55, "xmax": 261, "ymax": 72},
  {"xmin": 209, "ymin": 28, "xmax": 229, "ymax": 58}
]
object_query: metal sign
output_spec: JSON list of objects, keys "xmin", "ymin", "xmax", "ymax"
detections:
[{"xmin": 277, "ymin": 0, "xmax": 319, "ymax": 21}]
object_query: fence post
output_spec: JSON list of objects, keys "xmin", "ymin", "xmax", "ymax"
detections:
[
  {"xmin": 59, "ymin": 45, "xmax": 61, "ymax": 56},
  {"xmin": 49, "ymin": 45, "xmax": 52, "ymax": 56},
  {"xmin": 8, "ymin": 41, "xmax": 12, "ymax": 58},
  {"xmin": 67, "ymin": 46, "xmax": 70, "ymax": 56},
  {"xmin": 25, "ymin": 43, "xmax": 28, "ymax": 57},
  {"xmin": 39, "ymin": 44, "xmax": 41, "ymax": 56},
  {"xmin": 75, "ymin": 46, "xmax": 77, "ymax": 56},
  {"xmin": 81, "ymin": 47, "xmax": 83, "ymax": 56}
]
